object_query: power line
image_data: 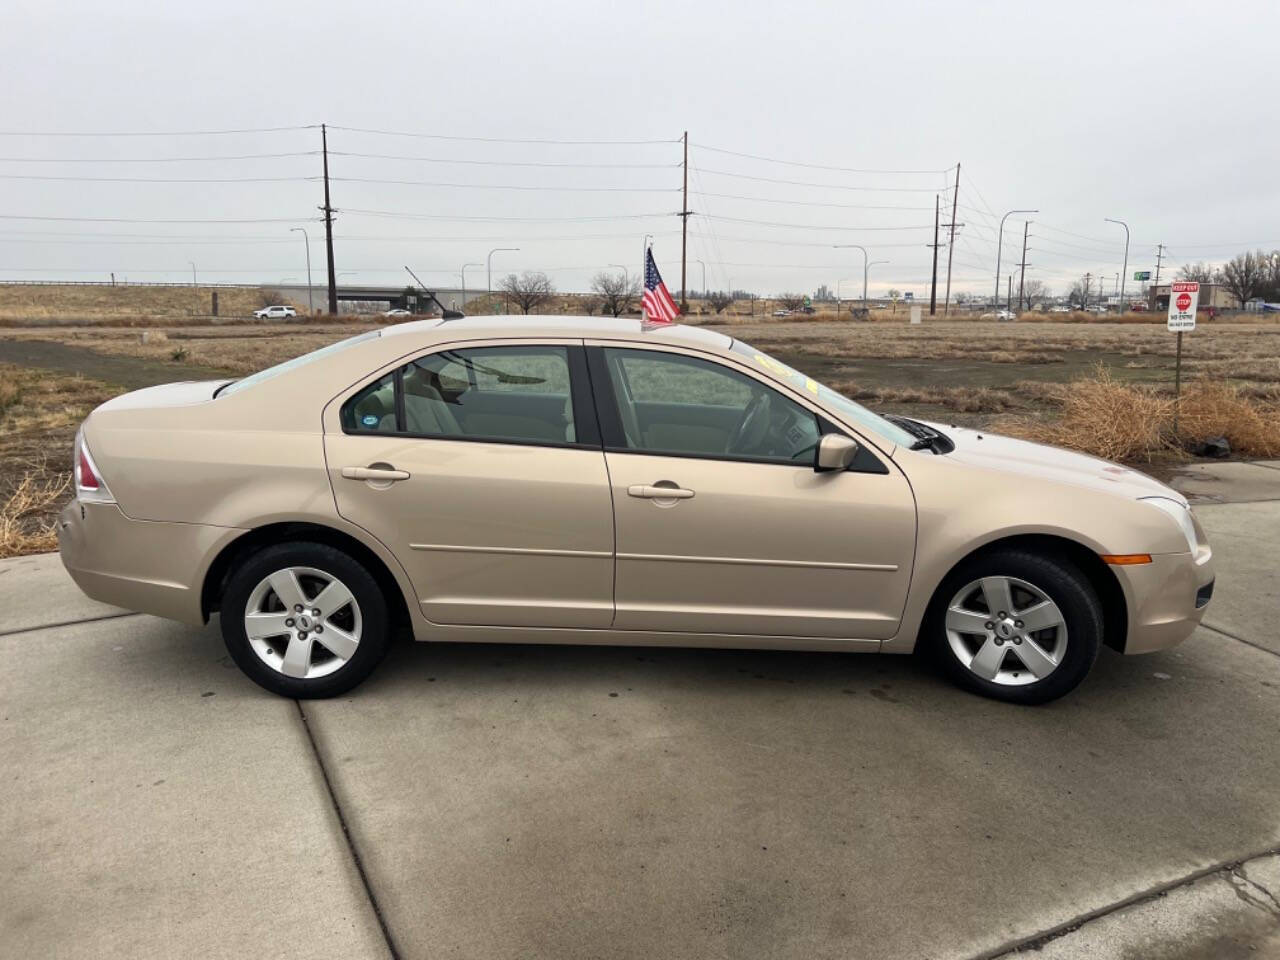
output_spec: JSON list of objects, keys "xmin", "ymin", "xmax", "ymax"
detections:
[
  {"xmin": 326, "ymin": 125, "xmax": 678, "ymax": 146},
  {"xmin": 0, "ymin": 213, "xmax": 316, "ymax": 224},
  {"xmin": 699, "ymin": 192, "xmax": 935, "ymax": 211},
  {"xmin": 701, "ymin": 214, "xmax": 933, "ymax": 232},
  {"xmin": 691, "ymin": 143, "xmax": 952, "ymax": 176},
  {"xmin": 698, "ymin": 168, "xmax": 942, "ymax": 193},
  {"xmin": 331, "ymin": 176, "xmax": 675, "ymax": 193},
  {"xmin": 0, "ymin": 125, "xmax": 318, "ymax": 137},
  {"xmin": 330, "ymin": 151, "xmax": 677, "ymax": 169},
  {"xmin": 0, "ymin": 151, "xmax": 320, "ymax": 163},
  {"xmin": 340, "ymin": 209, "xmax": 680, "ymax": 225},
  {"xmin": 0, "ymin": 173, "xmax": 316, "ymax": 184}
]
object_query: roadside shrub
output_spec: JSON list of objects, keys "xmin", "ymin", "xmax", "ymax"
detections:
[
  {"xmin": 0, "ymin": 470, "xmax": 69, "ymax": 558},
  {"xmin": 170, "ymin": 347, "xmax": 188, "ymax": 362},
  {"xmin": 997, "ymin": 367, "xmax": 1280, "ymax": 461}
]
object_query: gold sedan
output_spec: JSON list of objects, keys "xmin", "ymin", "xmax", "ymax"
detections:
[{"xmin": 59, "ymin": 317, "xmax": 1214, "ymax": 703}]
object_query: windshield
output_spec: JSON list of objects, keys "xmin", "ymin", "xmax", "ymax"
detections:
[
  {"xmin": 729, "ymin": 339, "xmax": 917, "ymax": 449},
  {"xmin": 217, "ymin": 331, "xmax": 381, "ymax": 397}
]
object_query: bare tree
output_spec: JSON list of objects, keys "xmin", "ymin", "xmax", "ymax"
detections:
[
  {"xmin": 1067, "ymin": 281, "xmax": 1088, "ymax": 310},
  {"xmin": 708, "ymin": 291, "xmax": 733, "ymax": 314},
  {"xmin": 776, "ymin": 292, "xmax": 806, "ymax": 312},
  {"xmin": 1022, "ymin": 279, "xmax": 1048, "ymax": 309},
  {"xmin": 1177, "ymin": 262, "xmax": 1218, "ymax": 283},
  {"xmin": 590, "ymin": 271, "xmax": 640, "ymax": 317},
  {"xmin": 1263, "ymin": 250, "xmax": 1280, "ymax": 302},
  {"xmin": 1221, "ymin": 250, "xmax": 1267, "ymax": 308},
  {"xmin": 499, "ymin": 271, "xmax": 555, "ymax": 314}
]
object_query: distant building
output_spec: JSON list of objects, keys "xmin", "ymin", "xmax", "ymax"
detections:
[{"xmin": 1147, "ymin": 282, "xmax": 1240, "ymax": 314}]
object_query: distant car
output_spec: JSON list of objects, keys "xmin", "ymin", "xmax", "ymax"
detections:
[
  {"xmin": 772, "ymin": 309, "xmax": 792, "ymax": 318},
  {"xmin": 1050, "ymin": 306, "xmax": 1072, "ymax": 314},
  {"xmin": 383, "ymin": 308, "xmax": 412, "ymax": 318},
  {"xmin": 980, "ymin": 310, "xmax": 1017, "ymax": 321},
  {"xmin": 254, "ymin": 305, "xmax": 297, "ymax": 320}
]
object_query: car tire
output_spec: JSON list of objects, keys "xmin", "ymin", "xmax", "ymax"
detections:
[
  {"xmin": 220, "ymin": 542, "xmax": 391, "ymax": 699},
  {"xmin": 924, "ymin": 548, "xmax": 1102, "ymax": 705}
]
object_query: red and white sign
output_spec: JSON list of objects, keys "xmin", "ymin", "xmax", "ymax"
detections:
[{"xmin": 1168, "ymin": 281, "xmax": 1198, "ymax": 332}]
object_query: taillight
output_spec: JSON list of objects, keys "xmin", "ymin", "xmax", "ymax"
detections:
[
  {"xmin": 74, "ymin": 428, "xmax": 115, "ymax": 503},
  {"xmin": 77, "ymin": 447, "xmax": 99, "ymax": 489}
]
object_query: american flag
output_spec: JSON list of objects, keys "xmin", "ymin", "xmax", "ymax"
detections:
[{"xmin": 642, "ymin": 248, "xmax": 680, "ymax": 323}]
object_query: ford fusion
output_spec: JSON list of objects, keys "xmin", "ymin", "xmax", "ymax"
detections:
[{"xmin": 59, "ymin": 317, "xmax": 1214, "ymax": 703}]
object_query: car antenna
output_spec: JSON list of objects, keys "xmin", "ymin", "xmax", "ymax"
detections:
[{"xmin": 403, "ymin": 265, "xmax": 465, "ymax": 320}]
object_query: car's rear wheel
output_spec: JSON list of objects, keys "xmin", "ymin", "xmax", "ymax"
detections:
[
  {"xmin": 220, "ymin": 542, "xmax": 390, "ymax": 698},
  {"xmin": 926, "ymin": 548, "xmax": 1102, "ymax": 705}
]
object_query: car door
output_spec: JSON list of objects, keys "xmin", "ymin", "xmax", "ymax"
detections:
[
  {"xmin": 324, "ymin": 341, "xmax": 615, "ymax": 629},
  {"xmin": 588, "ymin": 343, "xmax": 916, "ymax": 641}
]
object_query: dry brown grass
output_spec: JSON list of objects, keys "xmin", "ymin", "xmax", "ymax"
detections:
[
  {"xmin": 996, "ymin": 367, "xmax": 1280, "ymax": 462},
  {"xmin": 0, "ymin": 364, "xmax": 115, "ymax": 556},
  {"xmin": 0, "ymin": 283, "xmax": 304, "ymax": 323},
  {"xmin": 0, "ymin": 469, "xmax": 69, "ymax": 558}
]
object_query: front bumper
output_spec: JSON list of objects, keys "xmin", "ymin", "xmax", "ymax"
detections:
[
  {"xmin": 58, "ymin": 500, "xmax": 243, "ymax": 625},
  {"xmin": 1114, "ymin": 544, "xmax": 1215, "ymax": 654}
]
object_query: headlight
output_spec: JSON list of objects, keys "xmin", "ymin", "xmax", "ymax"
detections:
[{"xmin": 1139, "ymin": 496, "xmax": 1197, "ymax": 552}]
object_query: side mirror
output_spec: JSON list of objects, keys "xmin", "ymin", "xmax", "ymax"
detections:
[{"xmin": 815, "ymin": 433, "xmax": 858, "ymax": 472}]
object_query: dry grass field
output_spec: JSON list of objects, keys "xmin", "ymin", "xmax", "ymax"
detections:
[
  {"xmin": 3, "ymin": 305, "xmax": 1280, "ymax": 557},
  {"xmin": 0, "ymin": 283, "xmax": 305, "ymax": 324}
]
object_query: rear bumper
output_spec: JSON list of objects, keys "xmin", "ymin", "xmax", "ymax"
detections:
[
  {"xmin": 58, "ymin": 500, "xmax": 243, "ymax": 625},
  {"xmin": 1115, "ymin": 545, "xmax": 1215, "ymax": 654}
]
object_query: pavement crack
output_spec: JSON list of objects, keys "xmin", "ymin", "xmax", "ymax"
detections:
[
  {"xmin": 971, "ymin": 845, "xmax": 1280, "ymax": 958},
  {"xmin": 0, "ymin": 610, "xmax": 141, "ymax": 638},
  {"xmin": 294, "ymin": 700, "xmax": 402, "ymax": 960},
  {"xmin": 1199, "ymin": 621, "xmax": 1280, "ymax": 660},
  {"xmin": 1230, "ymin": 865, "xmax": 1280, "ymax": 916}
]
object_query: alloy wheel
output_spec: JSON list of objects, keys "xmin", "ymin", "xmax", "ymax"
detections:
[
  {"xmin": 944, "ymin": 575, "xmax": 1068, "ymax": 687},
  {"xmin": 243, "ymin": 566, "xmax": 362, "ymax": 680}
]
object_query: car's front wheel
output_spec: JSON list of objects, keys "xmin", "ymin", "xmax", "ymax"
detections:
[
  {"xmin": 220, "ymin": 542, "xmax": 390, "ymax": 698},
  {"xmin": 926, "ymin": 548, "xmax": 1102, "ymax": 705}
]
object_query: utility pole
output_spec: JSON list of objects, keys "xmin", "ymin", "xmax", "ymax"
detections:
[
  {"xmin": 944, "ymin": 162, "xmax": 960, "ymax": 316},
  {"xmin": 321, "ymin": 124, "xmax": 337, "ymax": 315},
  {"xmin": 680, "ymin": 131, "xmax": 690, "ymax": 312},
  {"xmin": 1153, "ymin": 242, "xmax": 1166, "ymax": 289},
  {"xmin": 928, "ymin": 194, "xmax": 940, "ymax": 315},
  {"xmin": 1007, "ymin": 274, "xmax": 1013, "ymax": 313},
  {"xmin": 1016, "ymin": 220, "xmax": 1030, "ymax": 312},
  {"xmin": 1083, "ymin": 272, "xmax": 1093, "ymax": 309}
]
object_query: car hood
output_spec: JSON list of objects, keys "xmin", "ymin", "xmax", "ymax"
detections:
[
  {"xmin": 918, "ymin": 420, "xmax": 1185, "ymax": 504},
  {"xmin": 94, "ymin": 379, "xmax": 231, "ymax": 412}
]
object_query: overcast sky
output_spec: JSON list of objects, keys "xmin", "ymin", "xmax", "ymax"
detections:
[{"xmin": 3, "ymin": 0, "xmax": 1276, "ymax": 300}]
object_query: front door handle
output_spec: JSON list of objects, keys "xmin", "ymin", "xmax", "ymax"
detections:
[
  {"xmin": 627, "ymin": 483, "xmax": 695, "ymax": 500},
  {"xmin": 342, "ymin": 465, "xmax": 410, "ymax": 482}
]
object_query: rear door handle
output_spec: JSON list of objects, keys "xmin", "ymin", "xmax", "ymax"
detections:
[
  {"xmin": 342, "ymin": 466, "xmax": 410, "ymax": 482},
  {"xmin": 627, "ymin": 484, "xmax": 695, "ymax": 500}
]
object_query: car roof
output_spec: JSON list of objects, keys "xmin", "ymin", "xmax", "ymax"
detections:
[{"xmin": 381, "ymin": 314, "xmax": 736, "ymax": 352}]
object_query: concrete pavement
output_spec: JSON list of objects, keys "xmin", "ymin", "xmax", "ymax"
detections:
[{"xmin": 3, "ymin": 484, "xmax": 1279, "ymax": 958}]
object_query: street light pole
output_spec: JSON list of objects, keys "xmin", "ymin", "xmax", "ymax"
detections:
[
  {"xmin": 290, "ymin": 227, "xmax": 313, "ymax": 313},
  {"xmin": 487, "ymin": 247, "xmax": 520, "ymax": 296},
  {"xmin": 188, "ymin": 261, "xmax": 197, "ymax": 314},
  {"xmin": 1104, "ymin": 218, "xmax": 1129, "ymax": 314},
  {"xmin": 608, "ymin": 263, "xmax": 629, "ymax": 288},
  {"xmin": 996, "ymin": 208, "xmax": 1037, "ymax": 309},
  {"xmin": 867, "ymin": 261, "xmax": 889, "ymax": 310},
  {"xmin": 460, "ymin": 262, "xmax": 482, "ymax": 308},
  {"xmin": 833, "ymin": 244, "xmax": 869, "ymax": 313}
]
